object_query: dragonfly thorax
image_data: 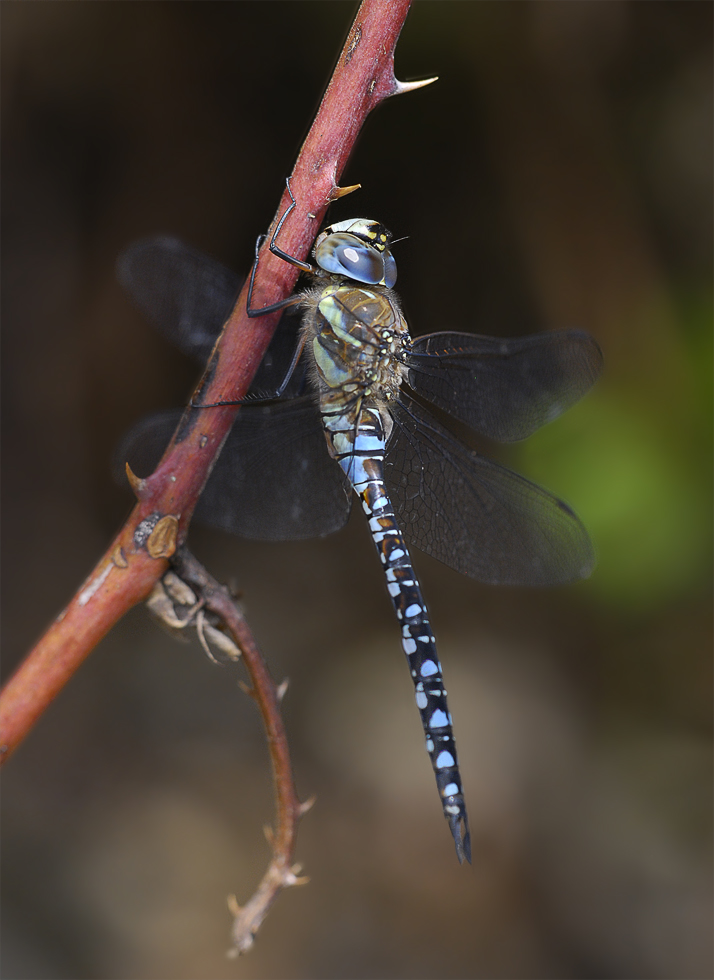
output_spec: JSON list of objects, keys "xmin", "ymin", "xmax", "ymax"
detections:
[
  {"xmin": 307, "ymin": 282, "xmax": 408, "ymax": 408},
  {"xmin": 313, "ymin": 218, "xmax": 397, "ymax": 288}
]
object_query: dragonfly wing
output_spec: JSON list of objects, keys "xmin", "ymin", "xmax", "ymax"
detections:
[
  {"xmin": 117, "ymin": 237, "xmax": 240, "ymax": 362},
  {"xmin": 116, "ymin": 398, "xmax": 352, "ymax": 540},
  {"xmin": 117, "ymin": 237, "xmax": 307, "ymax": 397},
  {"xmin": 406, "ymin": 329, "xmax": 602, "ymax": 442},
  {"xmin": 385, "ymin": 395, "xmax": 595, "ymax": 586},
  {"xmin": 199, "ymin": 398, "xmax": 351, "ymax": 538}
]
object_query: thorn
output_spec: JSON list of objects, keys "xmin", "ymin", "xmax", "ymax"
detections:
[
  {"xmin": 263, "ymin": 824, "xmax": 274, "ymax": 846},
  {"xmin": 276, "ymin": 678, "xmax": 289, "ymax": 702},
  {"xmin": 330, "ymin": 182, "xmax": 361, "ymax": 201},
  {"xmin": 125, "ymin": 461, "xmax": 146, "ymax": 496},
  {"xmin": 111, "ymin": 545, "xmax": 128, "ymax": 568},
  {"xmin": 298, "ymin": 795, "xmax": 316, "ymax": 816},
  {"xmin": 237, "ymin": 679, "xmax": 255, "ymax": 698},
  {"xmin": 227, "ymin": 894, "xmax": 242, "ymax": 916},
  {"xmin": 394, "ymin": 76, "xmax": 438, "ymax": 96},
  {"xmin": 285, "ymin": 864, "xmax": 310, "ymax": 887}
]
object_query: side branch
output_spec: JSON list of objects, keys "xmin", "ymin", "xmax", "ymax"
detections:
[
  {"xmin": 0, "ymin": 0, "xmax": 418, "ymax": 760},
  {"xmin": 169, "ymin": 550, "xmax": 310, "ymax": 956}
]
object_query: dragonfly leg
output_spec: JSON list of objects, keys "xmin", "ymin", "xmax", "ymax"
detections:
[{"xmin": 246, "ymin": 177, "xmax": 316, "ymax": 317}]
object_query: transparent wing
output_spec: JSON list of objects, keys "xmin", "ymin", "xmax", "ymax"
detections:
[
  {"xmin": 117, "ymin": 236, "xmax": 306, "ymax": 397},
  {"xmin": 116, "ymin": 398, "xmax": 352, "ymax": 540},
  {"xmin": 385, "ymin": 394, "xmax": 594, "ymax": 586},
  {"xmin": 406, "ymin": 329, "xmax": 602, "ymax": 442},
  {"xmin": 117, "ymin": 236, "xmax": 240, "ymax": 362}
]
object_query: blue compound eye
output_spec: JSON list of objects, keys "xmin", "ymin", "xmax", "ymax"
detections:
[
  {"xmin": 315, "ymin": 233, "xmax": 395, "ymax": 286},
  {"xmin": 382, "ymin": 252, "xmax": 397, "ymax": 288},
  {"xmin": 334, "ymin": 241, "xmax": 383, "ymax": 283}
]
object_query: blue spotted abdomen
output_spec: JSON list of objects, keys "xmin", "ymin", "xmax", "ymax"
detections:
[{"xmin": 325, "ymin": 405, "xmax": 471, "ymax": 862}]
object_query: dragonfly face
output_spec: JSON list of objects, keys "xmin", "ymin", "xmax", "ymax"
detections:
[{"xmin": 313, "ymin": 218, "xmax": 397, "ymax": 288}]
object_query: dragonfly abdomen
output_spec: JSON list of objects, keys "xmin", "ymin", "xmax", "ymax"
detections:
[
  {"xmin": 326, "ymin": 406, "xmax": 471, "ymax": 863},
  {"xmin": 364, "ymin": 483, "xmax": 471, "ymax": 863}
]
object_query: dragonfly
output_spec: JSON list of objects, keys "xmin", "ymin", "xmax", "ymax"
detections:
[{"xmin": 117, "ymin": 209, "xmax": 602, "ymax": 863}]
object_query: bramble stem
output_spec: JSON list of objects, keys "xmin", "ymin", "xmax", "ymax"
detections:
[
  {"xmin": 0, "ymin": 0, "xmax": 419, "ymax": 764},
  {"xmin": 0, "ymin": 0, "xmax": 427, "ymax": 954}
]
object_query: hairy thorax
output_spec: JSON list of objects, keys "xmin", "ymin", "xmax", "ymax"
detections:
[{"xmin": 302, "ymin": 281, "xmax": 410, "ymax": 428}]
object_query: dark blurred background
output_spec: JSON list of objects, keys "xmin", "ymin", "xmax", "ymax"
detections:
[{"xmin": 2, "ymin": 3, "xmax": 711, "ymax": 978}]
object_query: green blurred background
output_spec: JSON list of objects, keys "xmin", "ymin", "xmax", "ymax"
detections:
[{"xmin": 2, "ymin": 2, "xmax": 711, "ymax": 978}]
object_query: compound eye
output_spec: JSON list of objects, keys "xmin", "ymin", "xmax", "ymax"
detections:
[
  {"xmin": 382, "ymin": 252, "xmax": 397, "ymax": 288},
  {"xmin": 315, "ymin": 233, "xmax": 384, "ymax": 284}
]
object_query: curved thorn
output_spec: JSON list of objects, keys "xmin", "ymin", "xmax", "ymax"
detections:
[
  {"xmin": 237, "ymin": 679, "xmax": 254, "ymax": 698},
  {"xmin": 394, "ymin": 76, "xmax": 438, "ymax": 95},
  {"xmin": 125, "ymin": 461, "xmax": 146, "ymax": 497},
  {"xmin": 285, "ymin": 866, "xmax": 310, "ymax": 887},
  {"xmin": 276, "ymin": 678, "xmax": 289, "ymax": 702},
  {"xmin": 111, "ymin": 545, "xmax": 128, "ymax": 569},
  {"xmin": 227, "ymin": 894, "xmax": 242, "ymax": 916},
  {"xmin": 331, "ymin": 182, "xmax": 361, "ymax": 201},
  {"xmin": 298, "ymin": 795, "xmax": 316, "ymax": 816}
]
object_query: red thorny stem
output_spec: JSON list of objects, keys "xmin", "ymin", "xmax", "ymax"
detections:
[
  {"xmin": 0, "ymin": 0, "xmax": 430, "ymax": 761},
  {"xmin": 0, "ymin": 0, "xmax": 434, "ymax": 954}
]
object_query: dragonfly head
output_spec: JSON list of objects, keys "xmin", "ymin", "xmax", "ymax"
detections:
[{"xmin": 314, "ymin": 218, "xmax": 397, "ymax": 288}]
